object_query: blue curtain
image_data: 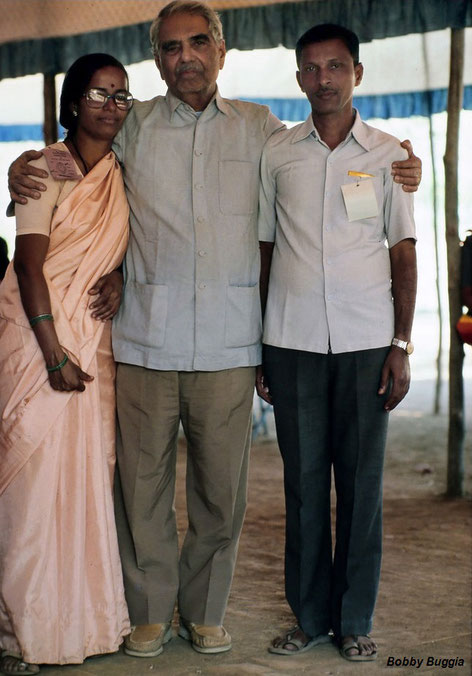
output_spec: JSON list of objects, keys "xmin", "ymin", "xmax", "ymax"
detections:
[{"xmin": 1, "ymin": 0, "xmax": 471, "ymax": 79}]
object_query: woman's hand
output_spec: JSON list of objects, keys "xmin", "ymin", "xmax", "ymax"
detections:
[
  {"xmin": 88, "ymin": 270, "xmax": 124, "ymax": 321},
  {"xmin": 256, "ymin": 365, "xmax": 272, "ymax": 404},
  {"xmin": 48, "ymin": 356, "xmax": 94, "ymax": 392}
]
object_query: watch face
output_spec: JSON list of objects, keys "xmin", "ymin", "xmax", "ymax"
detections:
[{"xmin": 392, "ymin": 338, "xmax": 414, "ymax": 354}]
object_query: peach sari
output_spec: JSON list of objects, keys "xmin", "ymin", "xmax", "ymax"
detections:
[{"xmin": 0, "ymin": 151, "xmax": 130, "ymax": 664}]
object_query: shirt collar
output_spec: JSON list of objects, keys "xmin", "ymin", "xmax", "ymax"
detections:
[
  {"xmin": 291, "ymin": 115, "xmax": 317, "ymax": 144},
  {"xmin": 349, "ymin": 109, "xmax": 370, "ymax": 151},
  {"xmin": 214, "ymin": 89, "xmax": 231, "ymax": 115},
  {"xmin": 165, "ymin": 86, "xmax": 229, "ymax": 118},
  {"xmin": 292, "ymin": 108, "xmax": 370, "ymax": 152}
]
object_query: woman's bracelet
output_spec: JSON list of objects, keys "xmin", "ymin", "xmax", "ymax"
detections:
[
  {"xmin": 46, "ymin": 354, "xmax": 69, "ymax": 372},
  {"xmin": 29, "ymin": 313, "xmax": 53, "ymax": 327}
]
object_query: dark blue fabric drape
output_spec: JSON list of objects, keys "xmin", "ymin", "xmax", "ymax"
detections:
[{"xmin": 1, "ymin": 0, "xmax": 471, "ymax": 79}]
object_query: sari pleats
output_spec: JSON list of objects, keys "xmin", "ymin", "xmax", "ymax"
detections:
[{"xmin": 0, "ymin": 151, "xmax": 131, "ymax": 663}]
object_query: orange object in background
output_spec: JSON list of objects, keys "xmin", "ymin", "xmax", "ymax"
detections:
[{"xmin": 456, "ymin": 314, "xmax": 472, "ymax": 345}]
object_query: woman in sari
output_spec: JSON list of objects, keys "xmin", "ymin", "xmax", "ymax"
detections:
[{"xmin": 0, "ymin": 53, "xmax": 132, "ymax": 674}]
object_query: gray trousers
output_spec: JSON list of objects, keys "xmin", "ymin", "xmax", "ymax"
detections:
[
  {"xmin": 263, "ymin": 345, "xmax": 390, "ymax": 638},
  {"xmin": 114, "ymin": 363, "xmax": 254, "ymax": 626}
]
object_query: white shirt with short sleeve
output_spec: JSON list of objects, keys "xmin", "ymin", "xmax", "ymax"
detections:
[
  {"xmin": 258, "ymin": 111, "xmax": 416, "ymax": 355},
  {"xmin": 112, "ymin": 89, "xmax": 283, "ymax": 371}
]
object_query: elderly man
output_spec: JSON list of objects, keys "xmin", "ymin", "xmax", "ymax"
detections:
[
  {"xmin": 257, "ymin": 23, "xmax": 417, "ymax": 663},
  {"xmin": 8, "ymin": 1, "xmax": 421, "ymax": 660},
  {"xmin": 109, "ymin": 1, "xmax": 283, "ymax": 657}
]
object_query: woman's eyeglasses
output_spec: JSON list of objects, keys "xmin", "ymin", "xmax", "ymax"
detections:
[{"xmin": 83, "ymin": 87, "xmax": 134, "ymax": 111}]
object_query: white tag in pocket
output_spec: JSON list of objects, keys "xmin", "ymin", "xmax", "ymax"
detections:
[{"xmin": 341, "ymin": 179, "xmax": 378, "ymax": 222}]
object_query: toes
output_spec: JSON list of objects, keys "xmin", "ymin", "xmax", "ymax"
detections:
[
  {"xmin": 345, "ymin": 646, "xmax": 360, "ymax": 657},
  {"xmin": 341, "ymin": 635, "xmax": 377, "ymax": 656},
  {"xmin": 281, "ymin": 642, "xmax": 298, "ymax": 652},
  {"xmin": 271, "ymin": 627, "xmax": 311, "ymax": 652},
  {"xmin": 272, "ymin": 636, "xmax": 298, "ymax": 652},
  {"xmin": 357, "ymin": 636, "xmax": 377, "ymax": 655}
]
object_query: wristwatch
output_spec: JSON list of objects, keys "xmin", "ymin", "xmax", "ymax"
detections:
[{"xmin": 391, "ymin": 337, "xmax": 414, "ymax": 355}]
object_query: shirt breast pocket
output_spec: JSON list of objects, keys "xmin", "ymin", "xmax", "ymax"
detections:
[
  {"xmin": 218, "ymin": 160, "xmax": 258, "ymax": 215},
  {"xmin": 343, "ymin": 174, "xmax": 385, "ymax": 242}
]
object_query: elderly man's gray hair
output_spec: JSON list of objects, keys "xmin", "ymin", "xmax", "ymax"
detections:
[{"xmin": 150, "ymin": 0, "xmax": 224, "ymax": 57}]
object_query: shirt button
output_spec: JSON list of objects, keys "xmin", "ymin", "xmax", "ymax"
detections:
[
  {"xmin": 194, "ymin": 184, "xmax": 203, "ymax": 190},
  {"xmin": 194, "ymin": 149, "xmax": 203, "ymax": 156},
  {"xmin": 198, "ymin": 282, "xmax": 206, "ymax": 289},
  {"xmin": 198, "ymin": 250, "xmax": 206, "ymax": 257},
  {"xmin": 197, "ymin": 216, "xmax": 205, "ymax": 223}
]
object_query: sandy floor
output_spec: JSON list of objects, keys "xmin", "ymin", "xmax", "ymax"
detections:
[{"xmin": 23, "ymin": 379, "xmax": 472, "ymax": 675}]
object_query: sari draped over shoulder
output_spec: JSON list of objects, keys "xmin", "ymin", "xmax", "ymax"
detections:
[
  {"xmin": 0, "ymin": 150, "xmax": 130, "ymax": 664},
  {"xmin": 0, "ymin": 151, "xmax": 128, "ymax": 493}
]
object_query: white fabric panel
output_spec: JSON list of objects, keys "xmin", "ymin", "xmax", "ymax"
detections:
[
  {"xmin": 218, "ymin": 28, "xmax": 472, "ymax": 99},
  {"xmin": 1, "ymin": 28, "xmax": 471, "ymax": 125}
]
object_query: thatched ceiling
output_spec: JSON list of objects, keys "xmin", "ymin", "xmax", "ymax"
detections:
[{"xmin": 0, "ymin": 0, "xmax": 306, "ymax": 44}]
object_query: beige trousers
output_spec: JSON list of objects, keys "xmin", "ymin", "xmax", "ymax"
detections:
[{"xmin": 114, "ymin": 364, "xmax": 254, "ymax": 626}]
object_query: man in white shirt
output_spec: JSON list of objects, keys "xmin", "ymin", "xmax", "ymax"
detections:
[
  {"xmin": 257, "ymin": 23, "xmax": 417, "ymax": 662},
  {"xmin": 7, "ymin": 4, "xmax": 421, "ymax": 662}
]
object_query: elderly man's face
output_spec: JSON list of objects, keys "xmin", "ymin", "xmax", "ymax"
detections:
[{"xmin": 156, "ymin": 12, "xmax": 226, "ymax": 110}]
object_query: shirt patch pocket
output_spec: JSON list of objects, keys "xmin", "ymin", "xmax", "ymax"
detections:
[
  {"xmin": 219, "ymin": 160, "xmax": 258, "ymax": 215},
  {"xmin": 225, "ymin": 284, "xmax": 262, "ymax": 347},
  {"xmin": 342, "ymin": 173, "xmax": 385, "ymax": 242},
  {"xmin": 341, "ymin": 178, "xmax": 379, "ymax": 222},
  {"xmin": 115, "ymin": 280, "xmax": 168, "ymax": 349}
]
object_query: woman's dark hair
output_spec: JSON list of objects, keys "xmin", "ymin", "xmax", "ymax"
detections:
[
  {"xmin": 0, "ymin": 237, "xmax": 9, "ymax": 281},
  {"xmin": 59, "ymin": 53, "xmax": 129, "ymax": 134}
]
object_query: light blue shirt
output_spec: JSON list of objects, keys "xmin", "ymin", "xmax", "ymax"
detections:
[{"xmin": 112, "ymin": 90, "xmax": 283, "ymax": 371}]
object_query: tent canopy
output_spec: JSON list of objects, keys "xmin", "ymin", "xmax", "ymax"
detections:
[
  {"xmin": 0, "ymin": 0, "xmax": 471, "ymax": 142},
  {"xmin": 1, "ymin": 0, "xmax": 471, "ymax": 79}
]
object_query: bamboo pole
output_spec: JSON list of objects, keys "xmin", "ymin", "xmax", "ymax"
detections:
[
  {"xmin": 422, "ymin": 33, "xmax": 443, "ymax": 415},
  {"xmin": 444, "ymin": 28, "xmax": 465, "ymax": 497},
  {"xmin": 430, "ymin": 112, "xmax": 443, "ymax": 416},
  {"xmin": 43, "ymin": 73, "xmax": 57, "ymax": 145}
]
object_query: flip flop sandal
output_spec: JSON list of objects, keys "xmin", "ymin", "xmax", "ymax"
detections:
[
  {"xmin": 339, "ymin": 635, "xmax": 378, "ymax": 662},
  {"xmin": 268, "ymin": 625, "xmax": 331, "ymax": 655},
  {"xmin": 0, "ymin": 651, "xmax": 40, "ymax": 675}
]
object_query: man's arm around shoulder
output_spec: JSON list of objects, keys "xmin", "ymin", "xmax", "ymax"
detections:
[{"xmin": 8, "ymin": 151, "xmax": 48, "ymax": 205}]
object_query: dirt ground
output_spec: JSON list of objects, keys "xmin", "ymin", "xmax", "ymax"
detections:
[{"xmin": 36, "ymin": 379, "xmax": 472, "ymax": 676}]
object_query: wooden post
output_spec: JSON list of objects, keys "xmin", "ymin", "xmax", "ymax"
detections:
[
  {"xmin": 444, "ymin": 28, "xmax": 465, "ymax": 497},
  {"xmin": 421, "ymin": 34, "xmax": 443, "ymax": 414},
  {"xmin": 431, "ymin": 112, "xmax": 443, "ymax": 416},
  {"xmin": 43, "ymin": 73, "xmax": 57, "ymax": 145}
]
